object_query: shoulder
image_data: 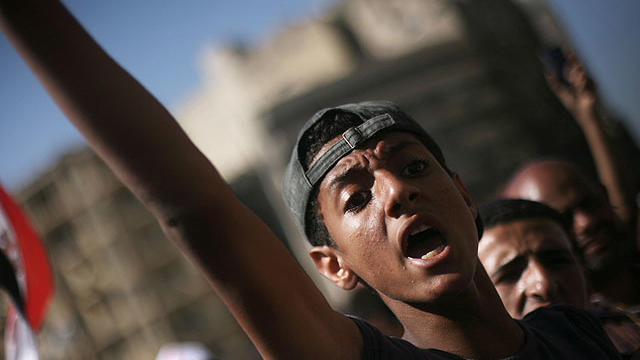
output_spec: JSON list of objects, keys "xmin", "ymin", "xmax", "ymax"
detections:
[
  {"xmin": 587, "ymin": 300, "xmax": 640, "ymax": 356},
  {"xmin": 347, "ymin": 316, "xmax": 457, "ymax": 360},
  {"xmin": 523, "ymin": 304, "xmax": 605, "ymax": 338},
  {"xmin": 521, "ymin": 305, "xmax": 621, "ymax": 359}
]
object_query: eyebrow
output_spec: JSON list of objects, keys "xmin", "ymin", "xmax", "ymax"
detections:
[
  {"xmin": 535, "ymin": 248, "xmax": 574, "ymax": 261},
  {"xmin": 491, "ymin": 254, "xmax": 526, "ymax": 279},
  {"xmin": 386, "ymin": 139, "xmax": 420, "ymax": 154},
  {"xmin": 327, "ymin": 139, "xmax": 419, "ymax": 191},
  {"xmin": 328, "ymin": 165, "xmax": 366, "ymax": 192},
  {"xmin": 490, "ymin": 248, "xmax": 574, "ymax": 279}
]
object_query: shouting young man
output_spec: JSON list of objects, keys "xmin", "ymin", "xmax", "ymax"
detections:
[{"xmin": 0, "ymin": 1, "xmax": 620, "ymax": 358}]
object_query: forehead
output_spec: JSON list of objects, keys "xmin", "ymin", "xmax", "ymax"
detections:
[
  {"xmin": 314, "ymin": 131, "xmax": 428, "ymax": 177},
  {"xmin": 515, "ymin": 168, "xmax": 594, "ymax": 211},
  {"xmin": 479, "ymin": 218, "xmax": 572, "ymax": 265}
]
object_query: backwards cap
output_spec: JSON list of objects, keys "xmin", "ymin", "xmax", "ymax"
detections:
[{"xmin": 282, "ymin": 100, "xmax": 446, "ymax": 235}]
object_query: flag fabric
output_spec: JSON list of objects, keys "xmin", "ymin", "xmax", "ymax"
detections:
[
  {"xmin": 4, "ymin": 305, "xmax": 39, "ymax": 360},
  {"xmin": 0, "ymin": 183, "xmax": 53, "ymax": 330},
  {"xmin": 0, "ymin": 250, "xmax": 23, "ymax": 315}
]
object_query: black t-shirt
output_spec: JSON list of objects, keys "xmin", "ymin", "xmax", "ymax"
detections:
[{"xmin": 350, "ymin": 305, "xmax": 620, "ymax": 359}]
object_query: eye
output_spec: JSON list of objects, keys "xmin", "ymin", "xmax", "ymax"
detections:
[
  {"xmin": 495, "ymin": 271, "xmax": 520, "ymax": 285},
  {"xmin": 344, "ymin": 191, "xmax": 371, "ymax": 213},
  {"xmin": 402, "ymin": 160, "xmax": 428, "ymax": 177},
  {"xmin": 539, "ymin": 251, "xmax": 575, "ymax": 268},
  {"xmin": 493, "ymin": 257, "xmax": 527, "ymax": 284}
]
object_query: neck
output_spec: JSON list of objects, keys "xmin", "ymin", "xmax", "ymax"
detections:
[{"xmin": 384, "ymin": 263, "xmax": 523, "ymax": 359}]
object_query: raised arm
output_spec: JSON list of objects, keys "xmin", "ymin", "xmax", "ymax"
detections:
[
  {"xmin": 0, "ymin": 1, "xmax": 360, "ymax": 358},
  {"xmin": 545, "ymin": 51, "xmax": 635, "ymax": 224}
]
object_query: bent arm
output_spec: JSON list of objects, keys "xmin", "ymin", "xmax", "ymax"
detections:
[{"xmin": 0, "ymin": 1, "xmax": 361, "ymax": 358}]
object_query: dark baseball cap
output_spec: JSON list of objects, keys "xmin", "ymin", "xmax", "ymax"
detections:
[{"xmin": 282, "ymin": 100, "xmax": 447, "ymax": 235}]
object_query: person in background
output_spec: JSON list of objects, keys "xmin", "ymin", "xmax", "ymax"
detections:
[
  {"xmin": 479, "ymin": 198, "xmax": 640, "ymax": 358},
  {"xmin": 0, "ymin": 1, "xmax": 621, "ymax": 358},
  {"xmin": 501, "ymin": 159, "xmax": 640, "ymax": 308},
  {"xmin": 501, "ymin": 50, "xmax": 640, "ymax": 309},
  {"xmin": 542, "ymin": 49, "xmax": 637, "ymax": 229}
]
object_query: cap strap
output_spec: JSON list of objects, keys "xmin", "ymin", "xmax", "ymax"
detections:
[{"xmin": 305, "ymin": 113, "xmax": 395, "ymax": 186}]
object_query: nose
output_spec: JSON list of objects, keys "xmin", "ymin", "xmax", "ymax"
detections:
[
  {"xmin": 572, "ymin": 209, "xmax": 596, "ymax": 237},
  {"xmin": 381, "ymin": 172, "xmax": 420, "ymax": 218},
  {"xmin": 521, "ymin": 258, "xmax": 557, "ymax": 304}
]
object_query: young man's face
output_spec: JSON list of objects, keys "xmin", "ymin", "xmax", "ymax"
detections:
[
  {"xmin": 315, "ymin": 132, "xmax": 480, "ymax": 304},
  {"xmin": 478, "ymin": 218, "xmax": 587, "ymax": 319}
]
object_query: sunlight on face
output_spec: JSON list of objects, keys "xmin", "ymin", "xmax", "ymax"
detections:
[
  {"xmin": 479, "ymin": 218, "xmax": 587, "ymax": 318},
  {"xmin": 316, "ymin": 132, "xmax": 479, "ymax": 304}
]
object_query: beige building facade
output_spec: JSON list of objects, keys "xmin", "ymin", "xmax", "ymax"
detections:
[
  {"xmin": 6, "ymin": 0, "xmax": 630, "ymax": 358},
  {"xmin": 17, "ymin": 149, "xmax": 257, "ymax": 359}
]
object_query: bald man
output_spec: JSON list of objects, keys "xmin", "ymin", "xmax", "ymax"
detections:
[{"xmin": 502, "ymin": 159, "xmax": 640, "ymax": 309}]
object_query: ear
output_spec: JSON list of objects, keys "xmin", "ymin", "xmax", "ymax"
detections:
[
  {"xmin": 452, "ymin": 172, "xmax": 477, "ymax": 220},
  {"xmin": 309, "ymin": 246, "xmax": 359, "ymax": 290}
]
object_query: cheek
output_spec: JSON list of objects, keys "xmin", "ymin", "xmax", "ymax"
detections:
[
  {"xmin": 337, "ymin": 211, "xmax": 391, "ymax": 272},
  {"xmin": 495, "ymin": 285, "xmax": 519, "ymax": 314},
  {"xmin": 437, "ymin": 182, "xmax": 477, "ymax": 236},
  {"xmin": 343, "ymin": 200, "xmax": 385, "ymax": 237},
  {"xmin": 342, "ymin": 214, "xmax": 383, "ymax": 252},
  {"xmin": 327, "ymin": 212, "xmax": 372, "ymax": 253},
  {"xmin": 561, "ymin": 269, "xmax": 587, "ymax": 295},
  {"xmin": 495, "ymin": 284, "xmax": 514, "ymax": 302}
]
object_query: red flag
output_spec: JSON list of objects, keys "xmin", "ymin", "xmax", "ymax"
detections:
[{"xmin": 0, "ymin": 183, "xmax": 53, "ymax": 330}]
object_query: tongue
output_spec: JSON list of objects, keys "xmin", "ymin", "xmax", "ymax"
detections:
[{"xmin": 406, "ymin": 229, "xmax": 444, "ymax": 259}]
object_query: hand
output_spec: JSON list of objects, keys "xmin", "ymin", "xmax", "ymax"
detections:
[{"xmin": 545, "ymin": 51, "xmax": 598, "ymax": 121}]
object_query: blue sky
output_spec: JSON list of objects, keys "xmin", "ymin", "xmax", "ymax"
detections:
[
  {"xmin": 0, "ymin": 0, "xmax": 333, "ymax": 191},
  {"xmin": 1, "ymin": 0, "xmax": 639, "ymax": 192},
  {"xmin": 545, "ymin": 0, "xmax": 640, "ymax": 139}
]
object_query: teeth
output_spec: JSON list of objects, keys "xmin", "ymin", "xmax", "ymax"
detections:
[
  {"xmin": 410, "ymin": 224, "xmax": 431, "ymax": 236},
  {"xmin": 420, "ymin": 244, "xmax": 445, "ymax": 260}
]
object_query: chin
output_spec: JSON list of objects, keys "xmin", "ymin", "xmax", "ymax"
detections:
[{"xmin": 425, "ymin": 271, "xmax": 478, "ymax": 303}]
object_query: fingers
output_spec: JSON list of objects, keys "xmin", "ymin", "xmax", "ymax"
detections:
[
  {"xmin": 544, "ymin": 70, "xmax": 575, "ymax": 110},
  {"xmin": 563, "ymin": 50, "xmax": 596, "ymax": 94}
]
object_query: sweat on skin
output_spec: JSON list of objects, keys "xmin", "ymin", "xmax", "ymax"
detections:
[{"xmin": 0, "ymin": 1, "xmax": 619, "ymax": 357}]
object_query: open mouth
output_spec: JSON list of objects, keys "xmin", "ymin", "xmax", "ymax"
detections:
[{"xmin": 405, "ymin": 224, "xmax": 447, "ymax": 260}]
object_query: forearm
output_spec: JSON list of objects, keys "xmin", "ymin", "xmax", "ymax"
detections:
[
  {"xmin": 576, "ymin": 106, "xmax": 633, "ymax": 222},
  {"xmin": 0, "ymin": 0, "xmax": 225, "ymax": 217}
]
